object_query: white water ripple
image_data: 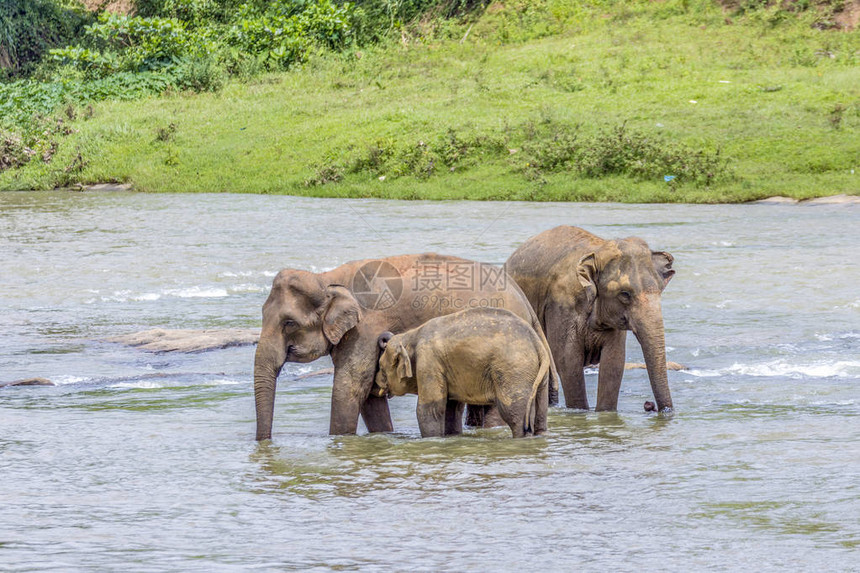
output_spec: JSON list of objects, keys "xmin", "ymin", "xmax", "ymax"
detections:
[{"xmin": 688, "ymin": 360, "xmax": 860, "ymax": 379}]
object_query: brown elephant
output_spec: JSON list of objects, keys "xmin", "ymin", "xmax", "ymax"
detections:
[
  {"xmin": 253, "ymin": 254, "xmax": 556, "ymax": 440},
  {"xmin": 505, "ymin": 226, "xmax": 675, "ymax": 413},
  {"xmin": 374, "ymin": 308, "xmax": 550, "ymax": 438}
]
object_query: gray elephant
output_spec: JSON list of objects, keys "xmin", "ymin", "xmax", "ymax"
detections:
[
  {"xmin": 505, "ymin": 226, "xmax": 675, "ymax": 413},
  {"xmin": 374, "ymin": 307, "xmax": 550, "ymax": 438},
  {"xmin": 253, "ymin": 254, "xmax": 556, "ymax": 441}
]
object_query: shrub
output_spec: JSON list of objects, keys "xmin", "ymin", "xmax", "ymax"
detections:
[
  {"xmin": 577, "ymin": 123, "xmax": 729, "ymax": 186},
  {"xmin": 0, "ymin": 0, "xmax": 90, "ymax": 78},
  {"xmin": 176, "ymin": 53, "xmax": 226, "ymax": 91},
  {"xmin": 0, "ymin": 130, "xmax": 34, "ymax": 171},
  {"xmin": 50, "ymin": 12, "xmax": 206, "ymax": 75},
  {"xmin": 224, "ymin": 0, "xmax": 358, "ymax": 70}
]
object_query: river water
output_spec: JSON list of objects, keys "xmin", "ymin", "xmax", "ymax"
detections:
[{"xmin": 1, "ymin": 192, "xmax": 858, "ymax": 571}]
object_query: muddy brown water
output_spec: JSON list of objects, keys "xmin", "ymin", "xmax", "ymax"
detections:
[{"xmin": 1, "ymin": 192, "xmax": 858, "ymax": 571}]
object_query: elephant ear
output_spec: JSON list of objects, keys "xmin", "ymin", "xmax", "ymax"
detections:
[
  {"xmin": 576, "ymin": 253, "xmax": 599, "ymax": 308},
  {"xmin": 651, "ymin": 251, "xmax": 675, "ymax": 289},
  {"xmin": 395, "ymin": 342, "xmax": 413, "ymax": 380},
  {"xmin": 322, "ymin": 285, "xmax": 362, "ymax": 345}
]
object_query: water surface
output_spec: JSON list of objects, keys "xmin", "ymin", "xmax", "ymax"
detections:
[{"xmin": 1, "ymin": 192, "xmax": 858, "ymax": 571}]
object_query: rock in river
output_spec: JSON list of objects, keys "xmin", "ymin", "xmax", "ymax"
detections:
[
  {"xmin": 0, "ymin": 377, "xmax": 55, "ymax": 388},
  {"xmin": 108, "ymin": 328, "xmax": 260, "ymax": 353},
  {"xmin": 624, "ymin": 361, "xmax": 686, "ymax": 371}
]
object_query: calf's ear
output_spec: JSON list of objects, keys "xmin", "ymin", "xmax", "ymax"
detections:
[{"xmin": 395, "ymin": 342, "xmax": 413, "ymax": 380}]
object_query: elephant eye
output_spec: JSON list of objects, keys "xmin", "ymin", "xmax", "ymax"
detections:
[
  {"xmin": 283, "ymin": 319, "xmax": 298, "ymax": 329},
  {"xmin": 618, "ymin": 291, "xmax": 632, "ymax": 304}
]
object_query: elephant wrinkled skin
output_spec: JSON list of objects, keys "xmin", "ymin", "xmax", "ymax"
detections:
[
  {"xmin": 506, "ymin": 226, "xmax": 676, "ymax": 413},
  {"xmin": 374, "ymin": 308, "xmax": 550, "ymax": 438},
  {"xmin": 254, "ymin": 254, "xmax": 555, "ymax": 440}
]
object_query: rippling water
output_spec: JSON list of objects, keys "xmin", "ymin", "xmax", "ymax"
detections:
[{"xmin": 1, "ymin": 192, "xmax": 858, "ymax": 571}]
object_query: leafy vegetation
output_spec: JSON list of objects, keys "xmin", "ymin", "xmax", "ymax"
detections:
[
  {"xmin": 0, "ymin": 0, "xmax": 90, "ymax": 78},
  {"xmin": 1, "ymin": 0, "xmax": 858, "ymax": 201}
]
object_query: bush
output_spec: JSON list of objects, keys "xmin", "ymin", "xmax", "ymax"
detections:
[
  {"xmin": 50, "ymin": 12, "xmax": 206, "ymax": 76},
  {"xmin": 0, "ymin": 130, "xmax": 34, "ymax": 171},
  {"xmin": 0, "ymin": 0, "xmax": 90, "ymax": 78},
  {"xmin": 176, "ymin": 53, "xmax": 226, "ymax": 91},
  {"xmin": 577, "ymin": 123, "xmax": 728, "ymax": 186},
  {"xmin": 224, "ymin": 0, "xmax": 358, "ymax": 70},
  {"xmin": 350, "ymin": 0, "xmax": 487, "ymax": 42}
]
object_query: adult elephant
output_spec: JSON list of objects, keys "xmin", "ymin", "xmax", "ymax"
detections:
[
  {"xmin": 505, "ymin": 226, "xmax": 675, "ymax": 413},
  {"xmin": 254, "ymin": 253, "xmax": 554, "ymax": 440}
]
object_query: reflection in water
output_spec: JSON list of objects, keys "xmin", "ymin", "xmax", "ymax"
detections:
[{"xmin": 0, "ymin": 193, "xmax": 858, "ymax": 570}]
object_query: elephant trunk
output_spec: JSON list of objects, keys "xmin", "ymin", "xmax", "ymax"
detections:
[
  {"xmin": 253, "ymin": 336, "xmax": 287, "ymax": 441},
  {"xmin": 631, "ymin": 296, "xmax": 674, "ymax": 413}
]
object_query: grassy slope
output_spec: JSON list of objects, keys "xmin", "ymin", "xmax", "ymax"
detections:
[{"xmin": 2, "ymin": 4, "xmax": 858, "ymax": 201}]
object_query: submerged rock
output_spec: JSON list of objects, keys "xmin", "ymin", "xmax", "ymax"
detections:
[
  {"xmin": 755, "ymin": 196, "xmax": 799, "ymax": 204},
  {"xmin": 0, "ymin": 377, "xmax": 55, "ymax": 388},
  {"xmin": 83, "ymin": 183, "xmax": 133, "ymax": 192},
  {"xmin": 802, "ymin": 194, "xmax": 860, "ymax": 205},
  {"xmin": 108, "ymin": 328, "xmax": 260, "ymax": 353},
  {"xmin": 293, "ymin": 367, "xmax": 334, "ymax": 380},
  {"xmin": 624, "ymin": 361, "xmax": 686, "ymax": 371}
]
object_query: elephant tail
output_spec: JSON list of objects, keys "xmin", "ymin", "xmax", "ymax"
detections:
[{"xmin": 524, "ymin": 339, "xmax": 551, "ymax": 435}]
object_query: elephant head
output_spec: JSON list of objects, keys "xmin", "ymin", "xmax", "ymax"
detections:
[
  {"xmin": 254, "ymin": 269, "xmax": 361, "ymax": 441},
  {"xmin": 374, "ymin": 331, "xmax": 414, "ymax": 398},
  {"xmin": 576, "ymin": 238, "xmax": 675, "ymax": 412}
]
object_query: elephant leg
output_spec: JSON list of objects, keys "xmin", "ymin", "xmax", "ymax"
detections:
[
  {"xmin": 330, "ymin": 337, "xmax": 393, "ymax": 435},
  {"xmin": 559, "ymin": 355, "xmax": 588, "ymax": 410},
  {"xmin": 596, "ymin": 330, "xmax": 627, "ymax": 411},
  {"xmin": 444, "ymin": 400, "xmax": 465, "ymax": 435},
  {"xmin": 465, "ymin": 404, "xmax": 486, "ymax": 427},
  {"xmin": 495, "ymin": 398, "xmax": 526, "ymax": 438},
  {"xmin": 417, "ymin": 399, "xmax": 447, "ymax": 437},
  {"xmin": 545, "ymin": 308, "xmax": 588, "ymax": 409},
  {"xmin": 555, "ymin": 343, "xmax": 588, "ymax": 409},
  {"xmin": 482, "ymin": 407, "xmax": 507, "ymax": 428},
  {"xmin": 415, "ymin": 367, "xmax": 447, "ymax": 438},
  {"xmin": 361, "ymin": 394, "xmax": 394, "ymax": 433},
  {"xmin": 548, "ymin": 383, "xmax": 559, "ymax": 407},
  {"xmin": 534, "ymin": 376, "xmax": 549, "ymax": 435}
]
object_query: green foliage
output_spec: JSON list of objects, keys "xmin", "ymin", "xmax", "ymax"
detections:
[
  {"xmin": 49, "ymin": 13, "xmax": 208, "ymax": 75},
  {"xmin": 223, "ymin": 0, "xmax": 357, "ymax": 71},
  {"xmin": 577, "ymin": 124, "xmax": 728, "ymax": 186},
  {"xmin": 0, "ymin": 0, "xmax": 90, "ymax": 78},
  {"xmin": 0, "ymin": 115, "xmax": 74, "ymax": 173},
  {"xmin": 349, "ymin": 0, "xmax": 487, "ymax": 41},
  {"xmin": 1, "ymin": 0, "xmax": 858, "ymax": 201},
  {"xmin": 175, "ymin": 53, "xmax": 226, "ymax": 91},
  {"xmin": 0, "ymin": 70, "xmax": 178, "ymax": 127},
  {"xmin": 0, "ymin": 130, "xmax": 34, "ymax": 171},
  {"xmin": 305, "ymin": 121, "xmax": 729, "ymax": 189}
]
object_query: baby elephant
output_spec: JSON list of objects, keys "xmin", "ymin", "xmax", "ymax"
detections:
[{"xmin": 374, "ymin": 307, "xmax": 550, "ymax": 438}]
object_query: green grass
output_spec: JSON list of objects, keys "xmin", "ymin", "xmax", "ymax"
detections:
[{"xmin": 2, "ymin": 2, "xmax": 859, "ymax": 202}]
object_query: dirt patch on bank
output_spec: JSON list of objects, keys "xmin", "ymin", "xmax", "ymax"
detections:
[
  {"xmin": 81, "ymin": 0, "xmax": 135, "ymax": 14},
  {"xmin": 835, "ymin": 0, "xmax": 860, "ymax": 28}
]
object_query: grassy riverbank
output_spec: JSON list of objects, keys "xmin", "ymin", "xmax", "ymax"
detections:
[{"xmin": 2, "ymin": 2, "xmax": 858, "ymax": 201}]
